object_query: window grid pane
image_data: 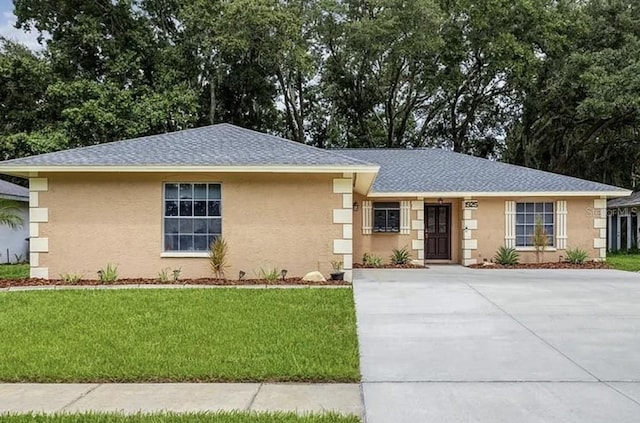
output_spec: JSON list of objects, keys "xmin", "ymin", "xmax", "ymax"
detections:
[
  {"xmin": 373, "ymin": 202, "xmax": 401, "ymax": 233},
  {"xmin": 164, "ymin": 183, "xmax": 222, "ymax": 252},
  {"xmin": 515, "ymin": 202, "xmax": 554, "ymax": 247}
]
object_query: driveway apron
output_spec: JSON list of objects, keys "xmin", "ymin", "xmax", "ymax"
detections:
[{"xmin": 353, "ymin": 266, "xmax": 640, "ymax": 423}]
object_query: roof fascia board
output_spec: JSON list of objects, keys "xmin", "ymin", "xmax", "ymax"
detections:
[
  {"xmin": 366, "ymin": 190, "xmax": 632, "ymax": 198},
  {"xmin": 0, "ymin": 164, "xmax": 380, "ymax": 174},
  {"xmin": 0, "ymin": 193, "xmax": 28, "ymax": 202}
]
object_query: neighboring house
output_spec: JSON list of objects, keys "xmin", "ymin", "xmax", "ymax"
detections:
[
  {"xmin": 0, "ymin": 124, "xmax": 630, "ymax": 280},
  {"xmin": 0, "ymin": 179, "xmax": 29, "ymax": 264},
  {"xmin": 607, "ymin": 191, "xmax": 640, "ymax": 251}
]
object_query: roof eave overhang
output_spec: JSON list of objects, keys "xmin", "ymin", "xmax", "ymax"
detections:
[
  {"xmin": 0, "ymin": 164, "xmax": 380, "ymax": 177},
  {"xmin": 0, "ymin": 165, "xmax": 381, "ymax": 194},
  {"xmin": 0, "ymin": 193, "xmax": 28, "ymax": 202},
  {"xmin": 366, "ymin": 190, "xmax": 633, "ymax": 198}
]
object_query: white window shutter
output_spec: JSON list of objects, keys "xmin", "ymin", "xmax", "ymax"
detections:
[
  {"xmin": 400, "ymin": 201, "xmax": 411, "ymax": 234},
  {"xmin": 556, "ymin": 200, "xmax": 567, "ymax": 249},
  {"xmin": 362, "ymin": 201, "xmax": 372, "ymax": 234},
  {"xmin": 505, "ymin": 201, "xmax": 516, "ymax": 248}
]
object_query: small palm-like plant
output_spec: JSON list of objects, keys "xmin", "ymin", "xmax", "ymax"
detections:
[
  {"xmin": 98, "ymin": 263, "xmax": 118, "ymax": 283},
  {"xmin": 390, "ymin": 246, "xmax": 412, "ymax": 265},
  {"xmin": 565, "ymin": 248, "xmax": 589, "ymax": 264},
  {"xmin": 0, "ymin": 199, "xmax": 23, "ymax": 229},
  {"xmin": 494, "ymin": 246, "xmax": 519, "ymax": 266},
  {"xmin": 363, "ymin": 252, "xmax": 382, "ymax": 267},
  {"xmin": 60, "ymin": 272, "xmax": 82, "ymax": 284},
  {"xmin": 208, "ymin": 236, "xmax": 229, "ymax": 278},
  {"xmin": 258, "ymin": 267, "xmax": 280, "ymax": 283}
]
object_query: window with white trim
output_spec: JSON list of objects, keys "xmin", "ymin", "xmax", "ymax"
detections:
[
  {"xmin": 515, "ymin": 202, "xmax": 554, "ymax": 247},
  {"xmin": 373, "ymin": 202, "xmax": 400, "ymax": 232},
  {"xmin": 163, "ymin": 183, "xmax": 221, "ymax": 252}
]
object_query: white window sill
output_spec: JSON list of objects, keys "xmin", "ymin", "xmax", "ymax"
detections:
[
  {"xmin": 161, "ymin": 252, "xmax": 209, "ymax": 258},
  {"xmin": 515, "ymin": 247, "xmax": 558, "ymax": 252}
]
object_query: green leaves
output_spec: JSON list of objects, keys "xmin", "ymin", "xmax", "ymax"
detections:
[
  {"xmin": 0, "ymin": 199, "xmax": 24, "ymax": 229},
  {"xmin": 494, "ymin": 246, "xmax": 519, "ymax": 266},
  {"xmin": 505, "ymin": 0, "xmax": 640, "ymax": 188},
  {"xmin": 0, "ymin": 0, "xmax": 639, "ymax": 189}
]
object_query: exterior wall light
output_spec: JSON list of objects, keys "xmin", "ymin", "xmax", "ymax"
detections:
[{"xmin": 353, "ymin": 202, "xmax": 359, "ymax": 211}]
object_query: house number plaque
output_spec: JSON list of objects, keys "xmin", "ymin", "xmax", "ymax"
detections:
[{"xmin": 464, "ymin": 200, "xmax": 478, "ymax": 209}]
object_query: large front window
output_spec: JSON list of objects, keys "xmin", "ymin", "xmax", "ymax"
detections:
[
  {"xmin": 163, "ymin": 183, "xmax": 221, "ymax": 252},
  {"xmin": 516, "ymin": 202, "xmax": 554, "ymax": 247},
  {"xmin": 373, "ymin": 202, "xmax": 400, "ymax": 232}
]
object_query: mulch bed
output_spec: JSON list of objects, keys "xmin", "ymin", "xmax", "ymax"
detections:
[
  {"xmin": 353, "ymin": 263, "xmax": 427, "ymax": 269},
  {"xmin": 469, "ymin": 261, "xmax": 610, "ymax": 269},
  {"xmin": 0, "ymin": 277, "xmax": 350, "ymax": 289}
]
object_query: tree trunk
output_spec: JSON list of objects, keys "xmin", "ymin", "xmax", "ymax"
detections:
[{"xmin": 209, "ymin": 81, "xmax": 216, "ymax": 125}]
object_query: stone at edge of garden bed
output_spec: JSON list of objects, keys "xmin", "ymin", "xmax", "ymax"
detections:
[
  {"xmin": 468, "ymin": 261, "xmax": 610, "ymax": 269},
  {"xmin": 0, "ymin": 277, "xmax": 351, "ymax": 289}
]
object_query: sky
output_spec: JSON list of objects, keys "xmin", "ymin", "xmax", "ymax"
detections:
[{"xmin": 0, "ymin": 0, "xmax": 43, "ymax": 51}]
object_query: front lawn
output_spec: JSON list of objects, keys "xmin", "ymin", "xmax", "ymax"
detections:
[
  {"xmin": 1, "ymin": 412, "xmax": 360, "ymax": 423},
  {"xmin": 0, "ymin": 289, "xmax": 359, "ymax": 382},
  {"xmin": 607, "ymin": 253, "xmax": 640, "ymax": 272},
  {"xmin": 0, "ymin": 264, "xmax": 29, "ymax": 279}
]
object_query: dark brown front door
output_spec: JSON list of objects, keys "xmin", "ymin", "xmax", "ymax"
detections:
[{"xmin": 425, "ymin": 205, "xmax": 451, "ymax": 260}]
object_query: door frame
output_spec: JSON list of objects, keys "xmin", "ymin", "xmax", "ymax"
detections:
[{"xmin": 424, "ymin": 203, "xmax": 452, "ymax": 261}]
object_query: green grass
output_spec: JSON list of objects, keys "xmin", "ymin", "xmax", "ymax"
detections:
[
  {"xmin": 0, "ymin": 412, "xmax": 360, "ymax": 423},
  {"xmin": 0, "ymin": 263, "xmax": 29, "ymax": 279},
  {"xmin": 607, "ymin": 253, "xmax": 640, "ymax": 272},
  {"xmin": 0, "ymin": 289, "xmax": 359, "ymax": 382}
]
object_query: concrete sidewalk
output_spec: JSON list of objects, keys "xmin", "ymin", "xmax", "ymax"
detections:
[
  {"xmin": 1, "ymin": 284, "xmax": 350, "ymax": 291},
  {"xmin": 0, "ymin": 383, "xmax": 362, "ymax": 415}
]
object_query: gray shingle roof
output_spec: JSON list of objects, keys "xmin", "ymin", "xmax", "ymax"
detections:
[
  {"xmin": 0, "ymin": 124, "xmax": 373, "ymax": 168},
  {"xmin": 608, "ymin": 191, "xmax": 640, "ymax": 207},
  {"xmin": 0, "ymin": 179, "xmax": 28, "ymax": 200},
  {"xmin": 338, "ymin": 149, "xmax": 628, "ymax": 194}
]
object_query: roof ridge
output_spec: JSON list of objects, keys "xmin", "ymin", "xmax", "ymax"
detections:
[
  {"xmin": 225, "ymin": 125, "xmax": 376, "ymax": 165},
  {"xmin": 0, "ymin": 124, "xmax": 377, "ymax": 168},
  {"xmin": 338, "ymin": 148, "xmax": 628, "ymax": 193}
]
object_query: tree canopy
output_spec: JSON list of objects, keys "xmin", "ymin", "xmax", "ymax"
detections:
[{"xmin": 0, "ymin": 0, "xmax": 638, "ymax": 188}]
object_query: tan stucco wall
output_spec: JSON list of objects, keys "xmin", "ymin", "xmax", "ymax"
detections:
[
  {"xmin": 37, "ymin": 172, "xmax": 343, "ymax": 279},
  {"xmin": 353, "ymin": 194, "xmax": 413, "ymax": 264},
  {"xmin": 473, "ymin": 197, "xmax": 601, "ymax": 263},
  {"xmin": 352, "ymin": 195, "xmax": 461, "ymax": 265}
]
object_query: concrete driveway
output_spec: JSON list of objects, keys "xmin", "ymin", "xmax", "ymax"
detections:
[{"xmin": 354, "ymin": 266, "xmax": 640, "ymax": 422}]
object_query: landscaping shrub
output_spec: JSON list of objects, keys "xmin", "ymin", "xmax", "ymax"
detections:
[
  {"xmin": 172, "ymin": 267, "xmax": 181, "ymax": 281},
  {"xmin": 157, "ymin": 268, "xmax": 170, "ymax": 282},
  {"xmin": 494, "ymin": 246, "xmax": 519, "ymax": 265},
  {"xmin": 390, "ymin": 246, "xmax": 412, "ymax": 265},
  {"xmin": 331, "ymin": 260, "xmax": 344, "ymax": 272},
  {"xmin": 60, "ymin": 273, "xmax": 81, "ymax": 284},
  {"xmin": 565, "ymin": 248, "xmax": 589, "ymax": 264},
  {"xmin": 158, "ymin": 267, "xmax": 180, "ymax": 282},
  {"xmin": 258, "ymin": 267, "xmax": 280, "ymax": 283},
  {"xmin": 362, "ymin": 252, "xmax": 382, "ymax": 267},
  {"xmin": 98, "ymin": 263, "xmax": 118, "ymax": 283},
  {"xmin": 533, "ymin": 215, "xmax": 549, "ymax": 263},
  {"xmin": 208, "ymin": 237, "xmax": 229, "ymax": 278}
]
